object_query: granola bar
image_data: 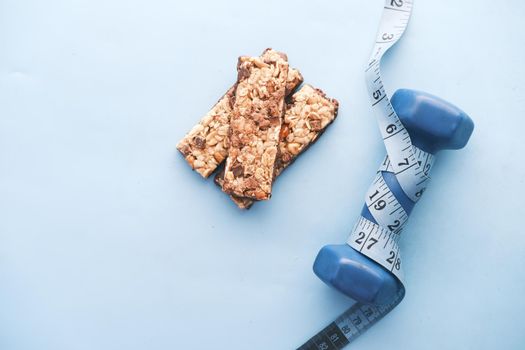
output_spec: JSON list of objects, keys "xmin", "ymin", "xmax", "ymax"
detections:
[
  {"xmin": 216, "ymin": 84, "xmax": 339, "ymax": 209},
  {"xmin": 214, "ymin": 167, "xmax": 256, "ymax": 209},
  {"xmin": 176, "ymin": 65, "xmax": 303, "ymax": 178},
  {"xmin": 275, "ymin": 84, "xmax": 339, "ymax": 176},
  {"xmin": 221, "ymin": 50, "xmax": 290, "ymax": 200},
  {"xmin": 284, "ymin": 68, "xmax": 303, "ymax": 96},
  {"xmin": 176, "ymin": 87, "xmax": 234, "ymax": 178}
]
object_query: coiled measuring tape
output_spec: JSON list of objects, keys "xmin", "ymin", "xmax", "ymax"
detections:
[
  {"xmin": 350, "ymin": 145, "xmax": 433, "ymax": 284},
  {"xmin": 298, "ymin": 1, "xmax": 420, "ymax": 348}
]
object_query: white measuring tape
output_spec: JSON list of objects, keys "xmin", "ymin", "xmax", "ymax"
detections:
[
  {"xmin": 363, "ymin": 0, "xmax": 428, "ymax": 204},
  {"xmin": 348, "ymin": 145, "xmax": 434, "ymax": 283},
  {"xmin": 366, "ymin": 146, "xmax": 434, "ymax": 235},
  {"xmin": 347, "ymin": 0, "xmax": 433, "ymax": 285},
  {"xmin": 298, "ymin": 1, "xmax": 426, "ymax": 348}
]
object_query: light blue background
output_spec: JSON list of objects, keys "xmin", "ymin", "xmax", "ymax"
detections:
[{"xmin": 1, "ymin": 0, "xmax": 524, "ymax": 349}]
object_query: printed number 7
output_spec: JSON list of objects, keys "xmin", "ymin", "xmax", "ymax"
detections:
[
  {"xmin": 366, "ymin": 237, "xmax": 378, "ymax": 250},
  {"xmin": 398, "ymin": 158, "xmax": 409, "ymax": 167}
]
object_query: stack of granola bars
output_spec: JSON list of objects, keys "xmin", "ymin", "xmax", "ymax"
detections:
[{"xmin": 177, "ymin": 49, "xmax": 339, "ymax": 209}]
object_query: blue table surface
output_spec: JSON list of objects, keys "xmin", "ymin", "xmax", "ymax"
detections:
[{"xmin": 1, "ymin": 1, "xmax": 524, "ymax": 349}]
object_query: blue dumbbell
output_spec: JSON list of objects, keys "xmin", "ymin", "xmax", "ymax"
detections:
[{"xmin": 313, "ymin": 89, "xmax": 474, "ymax": 305}]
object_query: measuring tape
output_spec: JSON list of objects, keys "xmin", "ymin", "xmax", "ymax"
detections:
[
  {"xmin": 367, "ymin": 146, "xmax": 434, "ymax": 236},
  {"xmin": 298, "ymin": 289, "xmax": 404, "ymax": 350},
  {"xmin": 298, "ymin": 1, "xmax": 420, "ymax": 348},
  {"xmin": 349, "ymin": 145, "xmax": 434, "ymax": 283},
  {"xmin": 364, "ymin": 0, "xmax": 426, "ymax": 204}
]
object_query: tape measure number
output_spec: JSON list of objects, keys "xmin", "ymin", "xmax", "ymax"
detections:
[
  {"xmin": 350, "ymin": 146, "xmax": 434, "ymax": 283},
  {"xmin": 299, "ymin": 0, "xmax": 417, "ymax": 348},
  {"xmin": 297, "ymin": 290, "xmax": 403, "ymax": 350},
  {"xmin": 365, "ymin": 0, "xmax": 424, "ymax": 203}
]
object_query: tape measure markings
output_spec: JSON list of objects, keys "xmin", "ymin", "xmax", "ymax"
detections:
[
  {"xmin": 365, "ymin": 173, "xmax": 408, "ymax": 234},
  {"xmin": 299, "ymin": 1, "xmax": 418, "ymax": 349},
  {"xmin": 384, "ymin": 5, "xmax": 411, "ymax": 13},
  {"xmin": 380, "ymin": 146, "xmax": 435, "ymax": 177},
  {"xmin": 348, "ymin": 217, "xmax": 404, "ymax": 281},
  {"xmin": 365, "ymin": 0, "xmax": 425, "ymax": 203},
  {"xmin": 297, "ymin": 291, "xmax": 405, "ymax": 350}
]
